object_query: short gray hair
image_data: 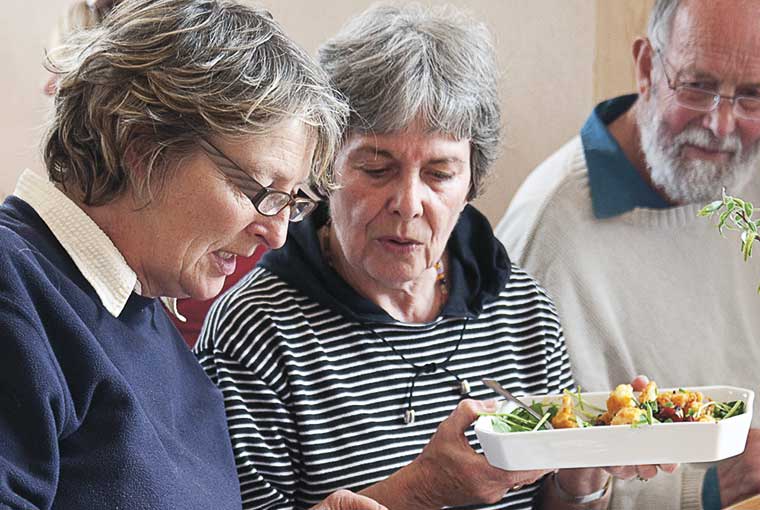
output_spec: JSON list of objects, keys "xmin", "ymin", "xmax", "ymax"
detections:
[
  {"xmin": 318, "ymin": 3, "xmax": 500, "ymax": 200},
  {"xmin": 647, "ymin": 0, "xmax": 681, "ymax": 51},
  {"xmin": 44, "ymin": 0, "xmax": 346, "ymax": 206}
]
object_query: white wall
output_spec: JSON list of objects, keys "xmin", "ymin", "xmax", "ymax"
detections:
[
  {"xmin": 0, "ymin": 2, "xmax": 62, "ymax": 199},
  {"xmin": 0, "ymin": 1, "xmax": 599, "ymax": 224}
]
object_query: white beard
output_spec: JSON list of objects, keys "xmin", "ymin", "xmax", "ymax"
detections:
[{"xmin": 636, "ymin": 96, "xmax": 760, "ymax": 204}]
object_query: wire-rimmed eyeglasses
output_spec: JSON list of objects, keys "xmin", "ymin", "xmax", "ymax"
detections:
[
  {"xmin": 653, "ymin": 45, "xmax": 760, "ymax": 121},
  {"xmin": 198, "ymin": 137, "xmax": 318, "ymax": 222}
]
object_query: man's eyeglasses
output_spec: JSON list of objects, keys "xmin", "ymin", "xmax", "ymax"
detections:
[
  {"xmin": 198, "ymin": 137, "xmax": 318, "ymax": 222},
  {"xmin": 653, "ymin": 45, "xmax": 760, "ymax": 121}
]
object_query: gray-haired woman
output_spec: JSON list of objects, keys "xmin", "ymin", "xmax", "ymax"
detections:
[
  {"xmin": 197, "ymin": 4, "xmax": 675, "ymax": 510},
  {"xmin": 0, "ymin": 1, "xmax": 384, "ymax": 509}
]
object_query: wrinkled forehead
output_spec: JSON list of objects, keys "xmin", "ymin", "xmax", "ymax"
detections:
[
  {"xmin": 340, "ymin": 126, "xmax": 468, "ymax": 160},
  {"xmin": 667, "ymin": 1, "xmax": 760, "ymax": 82}
]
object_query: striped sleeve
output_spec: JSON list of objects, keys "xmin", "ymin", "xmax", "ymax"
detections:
[
  {"xmin": 503, "ymin": 264, "xmax": 574, "ymax": 396},
  {"xmin": 196, "ymin": 271, "xmax": 301, "ymax": 510},
  {"xmin": 528, "ymin": 273, "xmax": 575, "ymax": 395}
]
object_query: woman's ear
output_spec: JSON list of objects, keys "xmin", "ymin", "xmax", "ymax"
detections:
[{"xmin": 633, "ymin": 37, "xmax": 654, "ymax": 97}]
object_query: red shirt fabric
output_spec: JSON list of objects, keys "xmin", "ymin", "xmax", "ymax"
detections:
[{"xmin": 171, "ymin": 248, "xmax": 265, "ymax": 348}]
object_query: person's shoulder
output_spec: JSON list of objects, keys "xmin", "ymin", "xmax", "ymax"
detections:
[
  {"xmin": 0, "ymin": 200, "xmax": 59, "ymax": 261},
  {"xmin": 514, "ymin": 136, "xmax": 589, "ymax": 209},
  {"xmin": 502, "ymin": 263, "xmax": 555, "ymax": 303},
  {"xmin": 496, "ymin": 136, "xmax": 593, "ymax": 263},
  {"xmin": 0, "ymin": 223, "xmax": 26, "ymax": 247},
  {"xmin": 0, "ymin": 212, "xmax": 37, "ymax": 242},
  {"xmin": 195, "ymin": 265, "xmax": 312, "ymax": 356},
  {"xmin": 210, "ymin": 265, "xmax": 305, "ymax": 315},
  {"xmin": 490, "ymin": 262, "xmax": 558, "ymax": 315},
  {"xmin": 0, "ymin": 223, "xmax": 49, "ymax": 275},
  {"xmin": 490, "ymin": 262, "xmax": 562, "ymax": 332},
  {"xmin": 0, "ymin": 225, "xmax": 58, "ymax": 329}
]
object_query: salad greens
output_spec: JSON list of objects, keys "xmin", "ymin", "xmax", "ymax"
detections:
[
  {"xmin": 484, "ymin": 387, "xmax": 746, "ymax": 433},
  {"xmin": 482, "ymin": 402, "xmax": 557, "ymax": 433},
  {"xmin": 483, "ymin": 388, "xmax": 602, "ymax": 433},
  {"xmin": 713, "ymin": 400, "xmax": 746, "ymax": 420}
]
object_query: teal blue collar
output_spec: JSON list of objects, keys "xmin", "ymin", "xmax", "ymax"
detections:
[{"xmin": 581, "ymin": 94, "xmax": 670, "ymax": 218}]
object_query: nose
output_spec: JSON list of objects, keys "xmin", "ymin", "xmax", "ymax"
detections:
[
  {"xmin": 388, "ymin": 172, "xmax": 424, "ymax": 219},
  {"xmin": 704, "ymin": 98, "xmax": 737, "ymax": 139},
  {"xmin": 247, "ymin": 209, "xmax": 290, "ymax": 250}
]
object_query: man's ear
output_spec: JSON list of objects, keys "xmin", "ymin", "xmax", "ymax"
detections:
[{"xmin": 632, "ymin": 37, "xmax": 654, "ymax": 98}]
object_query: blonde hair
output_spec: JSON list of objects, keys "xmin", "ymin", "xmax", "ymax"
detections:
[{"xmin": 44, "ymin": 0, "xmax": 346, "ymax": 205}]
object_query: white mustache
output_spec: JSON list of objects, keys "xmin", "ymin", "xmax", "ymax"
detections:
[{"xmin": 673, "ymin": 127, "xmax": 742, "ymax": 154}]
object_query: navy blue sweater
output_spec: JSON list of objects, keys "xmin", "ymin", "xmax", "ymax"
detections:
[{"xmin": 0, "ymin": 197, "xmax": 241, "ymax": 510}]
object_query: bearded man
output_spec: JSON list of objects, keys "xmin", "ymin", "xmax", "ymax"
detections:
[{"xmin": 497, "ymin": 1, "xmax": 760, "ymax": 509}]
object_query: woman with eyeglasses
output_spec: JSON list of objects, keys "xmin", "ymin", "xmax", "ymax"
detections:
[
  {"xmin": 0, "ymin": 1, "xmax": 386, "ymax": 509},
  {"xmin": 43, "ymin": 0, "xmax": 267, "ymax": 350}
]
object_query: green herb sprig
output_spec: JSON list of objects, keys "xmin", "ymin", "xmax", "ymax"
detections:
[{"xmin": 699, "ymin": 189, "xmax": 760, "ymax": 292}]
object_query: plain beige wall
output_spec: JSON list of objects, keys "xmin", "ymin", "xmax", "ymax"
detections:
[
  {"xmin": 0, "ymin": 1, "xmax": 648, "ymax": 224},
  {"xmin": 594, "ymin": 0, "xmax": 653, "ymax": 104}
]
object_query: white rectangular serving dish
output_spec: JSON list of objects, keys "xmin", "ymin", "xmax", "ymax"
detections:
[{"xmin": 475, "ymin": 385, "xmax": 754, "ymax": 470}]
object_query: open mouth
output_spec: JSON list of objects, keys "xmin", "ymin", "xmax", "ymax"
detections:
[{"xmin": 211, "ymin": 250, "xmax": 237, "ymax": 276}]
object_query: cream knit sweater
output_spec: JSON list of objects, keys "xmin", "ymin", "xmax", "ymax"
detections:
[{"xmin": 497, "ymin": 136, "xmax": 760, "ymax": 510}]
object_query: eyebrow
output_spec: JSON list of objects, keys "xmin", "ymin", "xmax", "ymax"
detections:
[
  {"xmin": 349, "ymin": 145, "xmax": 467, "ymax": 165},
  {"xmin": 199, "ymin": 138, "xmax": 265, "ymax": 196},
  {"xmin": 202, "ymin": 138, "xmax": 314, "ymax": 203},
  {"xmin": 676, "ymin": 67, "xmax": 760, "ymax": 89},
  {"xmin": 350, "ymin": 146, "xmax": 394, "ymax": 160}
]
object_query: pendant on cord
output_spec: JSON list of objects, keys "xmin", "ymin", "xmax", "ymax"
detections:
[
  {"xmin": 403, "ymin": 380, "xmax": 471, "ymax": 425},
  {"xmin": 389, "ymin": 318, "xmax": 470, "ymax": 425}
]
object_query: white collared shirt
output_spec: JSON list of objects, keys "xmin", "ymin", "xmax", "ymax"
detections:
[{"xmin": 14, "ymin": 169, "xmax": 184, "ymax": 320}]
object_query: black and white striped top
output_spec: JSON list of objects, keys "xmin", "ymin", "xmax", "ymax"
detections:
[{"xmin": 195, "ymin": 207, "xmax": 573, "ymax": 510}]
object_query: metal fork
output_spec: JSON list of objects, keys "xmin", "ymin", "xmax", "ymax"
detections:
[{"xmin": 482, "ymin": 378, "xmax": 554, "ymax": 429}]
